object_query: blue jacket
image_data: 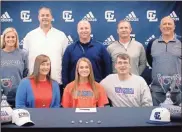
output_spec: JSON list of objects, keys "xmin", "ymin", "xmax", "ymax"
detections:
[
  {"xmin": 15, "ymin": 78, "xmax": 61, "ymax": 108},
  {"xmin": 62, "ymin": 39, "xmax": 112, "ymax": 87}
]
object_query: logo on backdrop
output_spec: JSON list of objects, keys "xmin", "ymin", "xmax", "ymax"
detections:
[
  {"xmin": 62, "ymin": 11, "xmax": 74, "ymax": 22},
  {"xmin": 0, "ymin": 12, "xmax": 13, "ymax": 22},
  {"xmin": 82, "ymin": 11, "xmax": 97, "ymax": 22},
  {"xmin": 67, "ymin": 35, "xmax": 74, "ymax": 44},
  {"xmin": 124, "ymin": 11, "xmax": 139, "ymax": 21},
  {"xmin": 147, "ymin": 10, "xmax": 158, "ymax": 22},
  {"xmin": 130, "ymin": 34, "xmax": 135, "ymax": 40},
  {"xmin": 105, "ymin": 10, "xmax": 116, "ymax": 22},
  {"xmin": 169, "ymin": 11, "xmax": 179, "ymax": 21},
  {"xmin": 145, "ymin": 35, "xmax": 155, "ymax": 45},
  {"xmin": 103, "ymin": 35, "xmax": 115, "ymax": 45},
  {"xmin": 19, "ymin": 39, "xmax": 24, "ymax": 49},
  {"xmin": 20, "ymin": 10, "xmax": 32, "ymax": 22}
]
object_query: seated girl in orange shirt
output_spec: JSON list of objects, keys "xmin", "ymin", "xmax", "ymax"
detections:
[
  {"xmin": 16, "ymin": 54, "xmax": 60, "ymax": 108},
  {"xmin": 62, "ymin": 57, "xmax": 108, "ymax": 108}
]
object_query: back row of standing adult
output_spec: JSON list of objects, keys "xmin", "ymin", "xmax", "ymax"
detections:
[
  {"xmin": 23, "ymin": 6, "xmax": 146, "ymax": 87},
  {"xmin": 22, "ymin": 6, "xmax": 181, "ymax": 106},
  {"xmin": 22, "ymin": 7, "xmax": 112, "ymax": 93}
]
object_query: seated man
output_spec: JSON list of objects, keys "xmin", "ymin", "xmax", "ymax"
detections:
[{"xmin": 100, "ymin": 53, "xmax": 153, "ymax": 107}]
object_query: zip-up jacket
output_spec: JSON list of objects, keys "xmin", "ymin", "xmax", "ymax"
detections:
[
  {"xmin": 146, "ymin": 35, "xmax": 181, "ymax": 92},
  {"xmin": 62, "ymin": 39, "xmax": 112, "ymax": 88}
]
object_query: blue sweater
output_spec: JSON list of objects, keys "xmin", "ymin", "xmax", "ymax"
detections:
[
  {"xmin": 62, "ymin": 39, "xmax": 112, "ymax": 87},
  {"xmin": 15, "ymin": 78, "xmax": 61, "ymax": 108}
]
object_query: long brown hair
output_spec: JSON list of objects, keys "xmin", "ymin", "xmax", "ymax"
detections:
[
  {"xmin": 72, "ymin": 57, "xmax": 98, "ymax": 99},
  {"xmin": 29, "ymin": 54, "xmax": 52, "ymax": 85}
]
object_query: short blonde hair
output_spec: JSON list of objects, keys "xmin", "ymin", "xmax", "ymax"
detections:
[{"xmin": 1, "ymin": 27, "xmax": 19, "ymax": 49}]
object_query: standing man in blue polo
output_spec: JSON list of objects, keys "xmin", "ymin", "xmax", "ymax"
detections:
[
  {"xmin": 62, "ymin": 20, "xmax": 112, "ymax": 87},
  {"xmin": 146, "ymin": 16, "xmax": 181, "ymax": 106}
]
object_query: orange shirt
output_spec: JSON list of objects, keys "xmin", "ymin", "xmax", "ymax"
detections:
[
  {"xmin": 30, "ymin": 79, "xmax": 52, "ymax": 108},
  {"xmin": 62, "ymin": 81, "xmax": 108, "ymax": 108}
]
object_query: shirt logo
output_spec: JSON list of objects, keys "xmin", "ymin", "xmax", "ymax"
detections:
[
  {"xmin": 115, "ymin": 87, "xmax": 134, "ymax": 94},
  {"xmin": 1, "ymin": 78, "xmax": 12, "ymax": 88},
  {"xmin": 77, "ymin": 90, "xmax": 93, "ymax": 97}
]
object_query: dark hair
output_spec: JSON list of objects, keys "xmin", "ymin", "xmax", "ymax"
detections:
[{"xmin": 38, "ymin": 6, "xmax": 52, "ymax": 15}]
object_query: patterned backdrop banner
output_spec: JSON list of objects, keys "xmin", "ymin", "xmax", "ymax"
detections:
[{"xmin": 1, "ymin": 1, "xmax": 181, "ymax": 49}]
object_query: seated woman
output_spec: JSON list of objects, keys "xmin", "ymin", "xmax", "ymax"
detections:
[
  {"xmin": 62, "ymin": 57, "xmax": 108, "ymax": 108},
  {"xmin": 16, "ymin": 54, "xmax": 60, "ymax": 108},
  {"xmin": 0, "ymin": 27, "xmax": 28, "ymax": 108}
]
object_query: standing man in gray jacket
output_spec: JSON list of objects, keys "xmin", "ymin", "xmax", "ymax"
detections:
[
  {"xmin": 107, "ymin": 20, "xmax": 146, "ymax": 75},
  {"xmin": 100, "ymin": 53, "xmax": 153, "ymax": 107},
  {"xmin": 146, "ymin": 16, "xmax": 181, "ymax": 106}
]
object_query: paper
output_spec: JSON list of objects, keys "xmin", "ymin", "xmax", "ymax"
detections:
[{"xmin": 75, "ymin": 108, "xmax": 97, "ymax": 113}]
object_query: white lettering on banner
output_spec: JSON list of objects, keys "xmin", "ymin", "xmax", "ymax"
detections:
[
  {"xmin": 82, "ymin": 12, "xmax": 97, "ymax": 21},
  {"xmin": 20, "ymin": 10, "xmax": 32, "ymax": 22},
  {"xmin": 147, "ymin": 10, "xmax": 158, "ymax": 22},
  {"xmin": 169, "ymin": 11, "xmax": 179, "ymax": 21},
  {"xmin": 124, "ymin": 11, "xmax": 139, "ymax": 21},
  {"xmin": 103, "ymin": 35, "xmax": 115, "ymax": 45},
  {"xmin": 62, "ymin": 11, "xmax": 74, "ymax": 22},
  {"xmin": 67, "ymin": 35, "xmax": 74, "ymax": 44},
  {"xmin": 105, "ymin": 10, "xmax": 116, "ymax": 22},
  {"xmin": 145, "ymin": 35, "xmax": 155, "ymax": 45},
  {"xmin": 0, "ymin": 12, "xmax": 13, "ymax": 22}
]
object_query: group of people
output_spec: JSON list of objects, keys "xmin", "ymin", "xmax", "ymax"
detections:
[{"xmin": 1, "ymin": 7, "xmax": 181, "ymax": 108}]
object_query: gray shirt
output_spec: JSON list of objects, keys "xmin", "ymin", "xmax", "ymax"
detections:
[
  {"xmin": 0, "ymin": 48, "xmax": 28, "ymax": 102},
  {"xmin": 107, "ymin": 39, "xmax": 146, "ymax": 75},
  {"xmin": 149, "ymin": 37, "xmax": 181, "ymax": 93},
  {"xmin": 100, "ymin": 74, "xmax": 153, "ymax": 107}
]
